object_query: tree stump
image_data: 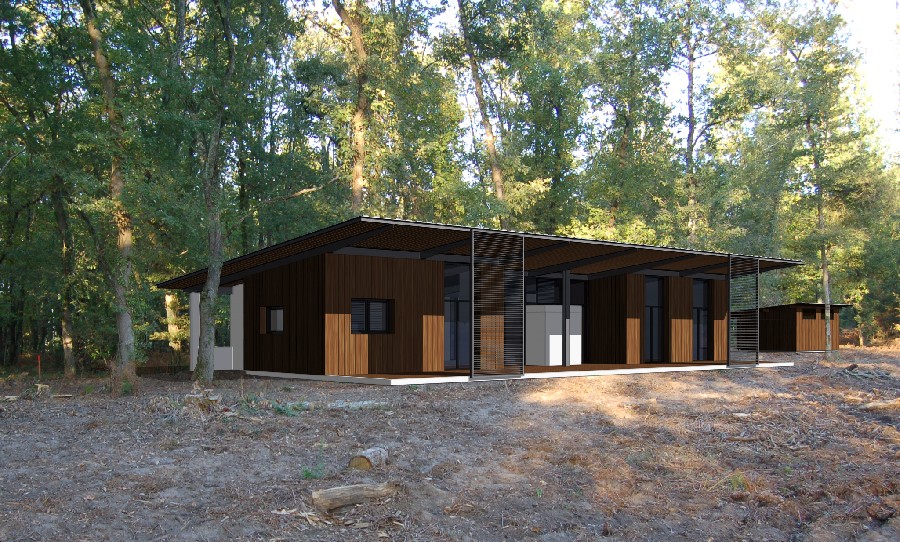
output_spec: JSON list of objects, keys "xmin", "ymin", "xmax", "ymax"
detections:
[{"xmin": 348, "ymin": 447, "xmax": 387, "ymax": 470}]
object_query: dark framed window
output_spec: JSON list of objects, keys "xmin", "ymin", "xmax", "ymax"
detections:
[
  {"xmin": 802, "ymin": 309, "xmax": 816, "ymax": 320},
  {"xmin": 262, "ymin": 306, "xmax": 284, "ymax": 334},
  {"xmin": 351, "ymin": 299, "xmax": 393, "ymax": 334},
  {"xmin": 644, "ymin": 276, "xmax": 665, "ymax": 362},
  {"xmin": 692, "ymin": 279, "xmax": 711, "ymax": 361}
]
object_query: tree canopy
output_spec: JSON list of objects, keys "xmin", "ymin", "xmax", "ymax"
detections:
[{"xmin": 0, "ymin": 0, "xmax": 896, "ymax": 376}]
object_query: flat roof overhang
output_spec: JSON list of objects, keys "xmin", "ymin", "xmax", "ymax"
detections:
[{"xmin": 157, "ymin": 216, "xmax": 803, "ymax": 291}]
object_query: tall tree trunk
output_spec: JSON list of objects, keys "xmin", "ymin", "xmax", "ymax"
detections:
[
  {"xmin": 333, "ymin": 0, "xmax": 368, "ymax": 213},
  {"xmin": 79, "ymin": 0, "xmax": 136, "ymax": 384},
  {"xmin": 458, "ymin": 0, "xmax": 506, "ymax": 228},
  {"xmin": 683, "ymin": 1, "xmax": 699, "ymax": 246},
  {"xmin": 195, "ymin": 0, "xmax": 237, "ymax": 383},
  {"xmin": 51, "ymin": 184, "xmax": 76, "ymax": 377},
  {"xmin": 806, "ymin": 117, "xmax": 832, "ymax": 359}
]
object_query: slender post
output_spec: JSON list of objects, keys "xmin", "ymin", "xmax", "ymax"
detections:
[
  {"xmin": 726, "ymin": 254, "xmax": 731, "ymax": 366},
  {"xmin": 470, "ymin": 229, "xmax": 475, "ymax": 379},
  {"xmin": 521, "ymin": 235, "xmax": 526, "ymax": 375},
  {"xmin": 755, "ymin": 258, "xmax": 760, "ymax": 364},
  {"xmin": 562, "ymin": 269, "xmax": 571, "ymax": 366}
]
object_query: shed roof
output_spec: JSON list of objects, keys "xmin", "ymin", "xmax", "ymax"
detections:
[{"xmin": 157, "ymin": 216, "xmax": 802, "ymax": 291}]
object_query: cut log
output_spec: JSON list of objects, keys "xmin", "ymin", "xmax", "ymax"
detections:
[
  {"xmin": 311, "ymin": 481, "xmax": 400, "ymax": 511},
  {"xmin": 348, "ymin": 447, "xmax": 387, "ymax": 470}
]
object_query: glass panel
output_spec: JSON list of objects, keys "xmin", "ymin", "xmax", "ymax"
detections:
[
  {"xmin": 351, "ymin": 300, "xmax": 366, "ymax": 333},
  {"xmin": 267, "ymin": 307, "xmax": 284, "ymax": 333},
  {"xmin": 802, "ymin": 309, "xmax": 816, "ymax": 320},
  {"xmin": 570, "ymin": 280, "xmax": 585, "ymax": 306},
  {"xmin": 444, "ymin": 301, "xmax": 457, "ymax": 367},
  {"xmin": 368, "ymin": 301, "xmax": 388, "ymax": 332},
  {"xmin": 693, "ymin": 279, "xmax": 709, "ymax": 308}
]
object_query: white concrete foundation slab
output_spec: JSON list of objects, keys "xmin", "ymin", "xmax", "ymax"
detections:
[{"xmin": 244, "ymin": 362, "xmax": 793, "ymax": 386}]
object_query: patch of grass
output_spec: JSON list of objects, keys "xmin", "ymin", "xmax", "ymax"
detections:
[
  {"xmin": 301, "ymin": 440, "xmax": 327, "ymax": 479},
  {"xmin": 120, "ymin": 381, "xmax": 134, "ymax": 396},
  {"xmin": 729, "ymin": 471, "xmax": 749, "ymax": 492},
  {"xmin": 408, "ymin": 384, "xmax": 420, "ymax": 391},
  {"xmin": 271, "ymin": 400, "xmax": 309, "ymax": 416},
  {"xmin": 534, "ymin": 488, "xmax": 543, "ymax": 499},
  {"xmin": 82, "ymin": 384, "xmax": 95, "ymax": 395}
]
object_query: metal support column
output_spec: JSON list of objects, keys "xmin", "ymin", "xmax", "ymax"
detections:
[{"xmin": 562, "ymin": 269, "xmax": 571, "ymax": 366}]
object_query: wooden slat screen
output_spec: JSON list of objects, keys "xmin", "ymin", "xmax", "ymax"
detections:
[{"xmin": 473, "ymin": 231, "xmax": 524, "ymax": 377}]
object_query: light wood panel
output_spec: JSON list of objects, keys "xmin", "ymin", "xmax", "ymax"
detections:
[
  {"xmin": 712, "ymin": 279, "xmax": 728, "ymax": 360},
  {"xmin": 625, "ymin": 274, "xmax": 644, "ymax": 364},
  {"xmin": 666, "ymin": 276, "xmax": 693, "ymax": 363},
  {"xmin": 324, "ymin": 254, "xmax": 444, "ymax": 375}
]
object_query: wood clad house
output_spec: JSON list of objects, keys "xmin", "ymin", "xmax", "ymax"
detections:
[
  {"xmin": 158, "ymin": 217, "xmax": 804, "ymax": 384},
  {"xmin": 759, "ymin": 303, "xmax": 849, "ymax": 352}
]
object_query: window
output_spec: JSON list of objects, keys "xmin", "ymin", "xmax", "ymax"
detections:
[
  {"xmin": 264, "ymin": 306, "xmax": 284, "ymax": 333},
  {"xmin": 802, "ymin": 309, "xmax": 816, "ymax": 320},
  {"xmin": 351, "ymin": 299, "xmax": 392, "ymax": 334},
  {"xmin": 644, "ymin": 276, "xmax": 665, "ymax": 362},
  {"xmin": 692, "ymin": 279, "xmax": 711, "ymax": 361}
]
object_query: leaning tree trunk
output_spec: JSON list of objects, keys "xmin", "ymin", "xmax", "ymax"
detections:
[
  {"xmin": 333, "ymin": 0, "xmax": 369, "ymax": 213},
  {"xmin": 79, "ymin": 0, "xmax": 136, "ymax": 385},
  {"xmin": 458, "ymin": 0, "xmax": 506, "ymax": 229},
  {"xmin": 194, "ymin": 0, "xmax": 237, "ymax": 383},
  {"xmin": 51, "ymin": 185, "xmax": 77, "ymax": 377}
]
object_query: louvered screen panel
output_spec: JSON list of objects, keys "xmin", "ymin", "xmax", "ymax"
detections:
[
  {"xmin": 729, "ymin": 256, "xmax": 759, "ymax": 366},
  {"xmin": 472, "ymin": 231, "xmax": 524, "ymax": 377}
]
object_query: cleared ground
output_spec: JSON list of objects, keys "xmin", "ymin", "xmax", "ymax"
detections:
[{"xmin": 1, "ymin": 346, "xmax": 898, "ymax": 541}]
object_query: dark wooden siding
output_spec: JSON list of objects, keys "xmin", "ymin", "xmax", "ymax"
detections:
[
  {"xmin": 324, "ymin": 254, "xmax": 444, "ymax": 375},
  {"xmin": 712, "ymin": 279, "xmax": 728, "ymax": 361},
  {"xmin": 585, "ymin": 275, "xmax": 626, "ymax": 363},
  {"xmin": 584, "ymin": 274, "xmax": 643, "ymax": 364},
  {"xmin": 759, "ymin": 306, "xmax": 840, "ymax": 352},
  {"xmin": 242, "ymin": 255, "xmax": 325, "ymax": 374},
  {"xmin": 666, "ymin": 276, "xmax": 693, "ymax": 362}
]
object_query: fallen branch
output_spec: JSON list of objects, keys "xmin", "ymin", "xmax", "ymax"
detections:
[{"xmin": 311, "ymin": 481, "xmax": 400, "ymax": 511}]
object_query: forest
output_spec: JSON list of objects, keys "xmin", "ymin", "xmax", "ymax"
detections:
[{"xmin": 0, "ymin": 0, "xmax": 897, "ymax": 380}]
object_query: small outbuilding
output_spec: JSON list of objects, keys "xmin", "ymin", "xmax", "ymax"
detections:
[{"xmin": 759, "ymin": 303, "xmax": 849, "ymax": 352}]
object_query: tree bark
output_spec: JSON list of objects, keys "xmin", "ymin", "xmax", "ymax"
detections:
[
  {"xmin": 333, "ymin": 0, "xmax": 368, "ymax": 213},
  {"xmin": 683, "ymin": 0, "xmax": 699, "ymax": 246},
  {"xmin": 806, "ymin": 116, "xmax": 832, "ymax": 359},
  {"xmin": 458, "ymin": 0, "xmax": 506, "ymax": 228},
  {"xmin": 51, "ymin": 184, "xmax": 76, "ymax": 377},
  {"xmin": 311, "ymin": 482, "xmax": 399, "ymax": 511},
  {"xmin": 195, "ymin": 0, "xmax": 237, "ymax": 383},
  {"xmin": 79, "ymin": 0, "xmax": 136, "ymax": 383}
]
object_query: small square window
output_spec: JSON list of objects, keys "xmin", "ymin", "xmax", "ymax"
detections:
[
  {"xmin": 802, "ymin": 309, "xmax": 816, "ymax": 320},
  {"xmin": 266, "ymin": 307, "xmax": 284, "ymax": 333},
  {"xmin": 351, "ymin": 299, "xmax": 393, "ymax": 334}
]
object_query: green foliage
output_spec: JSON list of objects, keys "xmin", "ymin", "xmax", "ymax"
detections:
[{"xmin": 0, "ymin": 0, "xmax": 896, "ymax": 371}]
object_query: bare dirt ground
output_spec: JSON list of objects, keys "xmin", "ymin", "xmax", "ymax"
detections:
[{"xmin": 1, "ymin": 347, "xmax": 899, "ymax": 542}]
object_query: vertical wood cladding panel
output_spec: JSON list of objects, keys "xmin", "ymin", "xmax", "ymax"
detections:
[
  {"xmin": 324, "ymin": 254, "xmax": 444, "ymax": 375},
  {"xmin": 625, "ymin": 274, "xmax": 644, "ymax": 364},
  {"xmin": 242, "ymin": 255, "xmax": 324, "ymax": 374},
  {"xmin": 712, "ymin": 280, "xmax": 728, "ymax": 361},
  {"xmin": 585, "ymin": 275, "xmax": 625, "ymax": 363},
  {"xmin": 666, "ymin": 276, "xmax": 693, "ymax": 363},
  {"xmin": 795, "ymin": 308, "xmax": 840, "ymax": 352}
]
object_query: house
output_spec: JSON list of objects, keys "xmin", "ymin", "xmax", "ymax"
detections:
[
  {"xmin": 157, "ymin": 216, "xmax": 804, "ymax": 384},
  {"xmin": 759, "ymin": 303, "xmax": 849, "ymax": 352}
]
